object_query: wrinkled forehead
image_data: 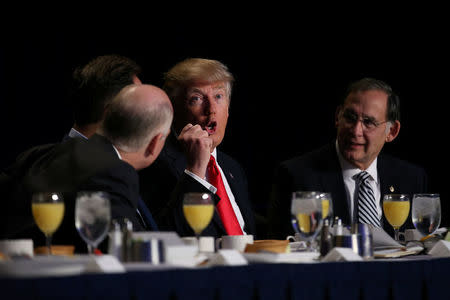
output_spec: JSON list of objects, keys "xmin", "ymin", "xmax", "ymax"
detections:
[
  {"xmin": 343, "ymin": 90, "xmax": 389, "ymax": 116},
  {"xmin": 345, "ymin": 90, "xmax": 387, "ymax": 105}
]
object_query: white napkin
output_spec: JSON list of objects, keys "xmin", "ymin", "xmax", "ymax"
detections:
[
  {"xmin": 428, "ymin": 240, "xmax": 450, "ymax": 257},
  {"xmin": 0, "ymin": 239, "xmax": 34, "ymax": 257},
  {"xmin": 369, "ymin": 226, "xmax": 403, "ymax": 250}
]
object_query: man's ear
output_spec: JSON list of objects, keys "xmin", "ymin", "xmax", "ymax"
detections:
[
  {"xmin": 386, "ymin": 120, "xmax": 400, "ymax": 142},
  {"xmin": 144, "ymin": 133, "xmax": 163, "ymax": 157}
]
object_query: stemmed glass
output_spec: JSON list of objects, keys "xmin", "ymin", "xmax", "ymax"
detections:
[
  {"xmin": 382, "ymin": 194, "xmax": 410, "ymax": 242},
  {"xmin": 183, "ymin": 193, "xmax": 214, "ymax": 242},
  {"xmin": 411, "ymin": 193, "xmax": 441, "ymax": 237},
  {"xmin": 75, "ymin": 191, "xmax": 111, "ymax": 255},
  {"xmin": 32, "ymin": 192, "xmax": 65, "ymax": 255},
  {"xmin": 291, "ymin": 191, "xmax": 324, "ymax": 252},
  {"xmin": 320, "ymin": 192, "xmax": 334, "ymax": 225}
]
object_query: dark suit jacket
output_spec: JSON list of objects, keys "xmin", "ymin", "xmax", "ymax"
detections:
[
  {"xmin": 139, "ymin": 133, "xmax": 256, "ymax": 238},
  {"xmin": 1, "ymin": 134, "xmax": 148, "ymax": 253},
  {"xmin": 268, "ymin": 142, "xmax": 428, "ymax": 239},
  {"xmin": 1, "ymin": 143, "xmax": 57, "ymax": 239}
]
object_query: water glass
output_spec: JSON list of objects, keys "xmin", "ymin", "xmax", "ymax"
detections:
[{"xmin": 412, "ymin": 193, "xmax": 441, "ymax": 237}]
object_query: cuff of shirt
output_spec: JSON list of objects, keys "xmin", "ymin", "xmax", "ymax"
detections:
[{"xmin": 184, "ymin": 169, "xmax": 217, "ymax": 194}]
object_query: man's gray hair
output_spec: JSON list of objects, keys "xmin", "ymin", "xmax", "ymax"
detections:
[{"xmin": 100, "ymin": 85, "xmax": 173, "ymax": 152}]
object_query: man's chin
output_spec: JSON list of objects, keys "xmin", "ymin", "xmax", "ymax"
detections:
[
  {"xmin": 210, "ymin": 136, "xmax": 223, "ymax": 151},
  {"xmin": 343, "ymin": 150, "xmax": 363, "ymax": 164}
]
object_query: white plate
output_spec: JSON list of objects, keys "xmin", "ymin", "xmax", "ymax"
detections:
[
  {"xmin": 0, "ymin": 255, "xmax": 90, "ymax": 278},
  {"xmin": 244, "ymin": 252, "xmax": 319, "ymax": 264}
]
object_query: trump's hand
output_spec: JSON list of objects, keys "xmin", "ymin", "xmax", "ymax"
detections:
[{"xmin": 178, "ymin": 123, "xmax": 213, "ymax": 178}]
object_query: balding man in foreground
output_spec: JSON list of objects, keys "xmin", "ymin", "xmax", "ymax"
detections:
[{"xmin": 7, "ymin": 84, "xmax": 173, "ymax": 253}]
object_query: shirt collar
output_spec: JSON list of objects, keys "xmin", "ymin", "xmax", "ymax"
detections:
[
  {"xmin": 335, "ymin": 140, "xmax": 379, "ymax": 183},
  {"xmin": 112, "ymin": 145, "xmax": 122, "ymax": 160},
  {"xmin": 68, "ymin": 127, "xmax": 88, "ymax": 140}
]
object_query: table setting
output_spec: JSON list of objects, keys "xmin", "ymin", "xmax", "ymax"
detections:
[{"xmin": 1, "ymin": 191, "xmax": 449, "ymax": 278}]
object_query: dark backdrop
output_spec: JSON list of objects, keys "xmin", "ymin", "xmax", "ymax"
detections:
[{"xmin": 1, "ymin": 20, "xmax": 448, "ymax": 227}]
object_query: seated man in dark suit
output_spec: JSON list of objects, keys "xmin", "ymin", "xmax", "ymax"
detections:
[
  {"xmin": 268, "ymin": 78, "xmax": 428, "ymax": 239},
  {"xmin": 2, "ymin": 84, "xmax": 173, "ymax": 253},
  {"xmin": 1, "ymin": 54, "xmax": 144, "ymax": 242},
  {"xmin": 139, "ymin": 58, "xmax": 256, "ymax": 238},
  {"xmin": 66, "ymin": 54, "xmax": 142, "ymax": 139}
]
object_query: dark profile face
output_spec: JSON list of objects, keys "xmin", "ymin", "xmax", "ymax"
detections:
[
  {"xmin": 174, "ymin": 81, "xmax": 229, "ymax": 150},
  {"xmin": 336, "ymin": 89, "xmax": 392, "ymax": 170}
]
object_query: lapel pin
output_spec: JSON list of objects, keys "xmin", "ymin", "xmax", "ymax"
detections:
[
  {"xmin": 389, "ymin": 186, "xmax": 394, "ymax": 193},
  {"xmin": 229, "ymin": 172, "xmax": 234, "ymax": 179}
]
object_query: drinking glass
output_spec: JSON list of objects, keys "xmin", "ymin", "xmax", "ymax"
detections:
[
  {"xmin": 291, "ymin": 191, "xmax": 323, "ymax": 252},
  {"xmin": 382, "ymin": 194, "xmax": 410, "ymax": 241},
  {"xmin": 183, "ymin": 193, "xmax": 214, "ymax": 240},
  {"xmin": 411, "ymin": 193, "xmax": 441, "ymax": 237},
  {"xmin": 75, "ymin": 191, "xmax": 111, "ymax": 255},
  {"xmin": 32, "ymin": 192, "xmax": 65, "ymax": 255},
  {"xmin": 320, "ymin": 192, "xmax": 334, "ymax": 225}
]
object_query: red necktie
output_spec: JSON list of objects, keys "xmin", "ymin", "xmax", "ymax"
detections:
[{"xmin": 207, "ymin": 155, "xmax": 243, "ymax": 235}]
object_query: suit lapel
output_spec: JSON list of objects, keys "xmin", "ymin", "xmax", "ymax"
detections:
[
  {"xmin": 377, "ymin": 155, "xmax": 395, "ymax": 233},
  {"xmin": 377, "ymin": 155, "xmax": 395, "ymax": 196},
  {"xmin": 320, "ymin": 149, "xmax": 351, "ymax": 225}
]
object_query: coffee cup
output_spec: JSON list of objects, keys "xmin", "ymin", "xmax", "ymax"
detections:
[
  {"xmin": 216, "ymin": 235, "xmax": 254, "ymax": 252},
  {"xmin": 286, "ymin": 233, "xmax": 302, "ymax": 242}
]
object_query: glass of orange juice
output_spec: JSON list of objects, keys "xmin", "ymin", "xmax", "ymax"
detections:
[
  {"xmin": 32, "ymin": 192, "xmax": 65, "ymax": 255},
  {"xmin": 183, "ymin": 193, "xmax": 214, "ymax": 242},
  {"xmin": 382, "ymin": 194, "xmax": 410, "ymax": 242},
  {"xmin": 319, "ymin": 192, "xmax": 333, "ymax": 223}
]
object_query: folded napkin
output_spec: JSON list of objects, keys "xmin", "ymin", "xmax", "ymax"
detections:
[
  {"xmin": 0, "ymin": 239, "xmax": 34, "ymax": 258},
  {"xmin": 428, "ymin": 240, "xmax": 450, "ymax": 257}
]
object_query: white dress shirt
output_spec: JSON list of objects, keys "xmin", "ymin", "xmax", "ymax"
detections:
[
  {"xmin": 184, "ymin": 148, "xmax": 246, "ymax": 233},
  {"xmin": 335, "ymin": 141, "xmax": 382, "ymax": 223}
]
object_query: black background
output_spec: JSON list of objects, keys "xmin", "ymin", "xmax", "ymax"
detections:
[{"xmin": 1, "ymin": 15, "xmax": 448, "ymax": 227}]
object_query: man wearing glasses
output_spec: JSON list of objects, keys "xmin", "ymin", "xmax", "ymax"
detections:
[{"xmin": 268, "ymin": 78, "xmax": 428, "ymax": 239}]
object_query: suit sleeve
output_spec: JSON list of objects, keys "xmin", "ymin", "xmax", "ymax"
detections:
[{"xmin": 80, "ymin": 165, "xmax": 144, "ymax": 231}]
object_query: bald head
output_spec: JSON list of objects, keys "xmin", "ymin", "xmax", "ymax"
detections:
[
  {"xmin": 120, "ymin": 84, "xmax": 170, "ymax": 109},
  {"xmin": 99, "ymin": 84, "xmax": 173, "ymax": 152}
]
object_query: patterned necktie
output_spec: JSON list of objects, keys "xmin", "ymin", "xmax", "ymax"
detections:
[
  {"xmin": 356, "ymin": 171, "xmax": 381, "ymax": 227},
  {"xmin": 207, "ymin": 155, "xmax": 243, "ymax": 235}
]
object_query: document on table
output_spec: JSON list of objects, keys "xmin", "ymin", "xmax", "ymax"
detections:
[{"xmin": 370, "ymin": 226, "xmax": 424, "ymax": 258}]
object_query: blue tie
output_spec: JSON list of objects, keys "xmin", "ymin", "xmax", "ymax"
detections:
[{"xmin": 137, "ymin": 198, "xmax": 158, "ymax": 230}]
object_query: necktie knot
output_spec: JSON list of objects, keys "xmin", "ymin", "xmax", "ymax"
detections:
[
  {"xmin": 207, "ymin": 155, "xmax": 219, "ymax": 177},
  {"xmin": 208, "ymin": 155, "xmax": 216, "ymax": 166},
  {"xmin": 355, "ymin": 171, "xmax": 370, "ymax": 184}
]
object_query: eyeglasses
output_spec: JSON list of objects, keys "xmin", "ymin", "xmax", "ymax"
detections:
[{"xmin": 340, "ymin": 110, "xmax": 389, "ymax": 131}]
